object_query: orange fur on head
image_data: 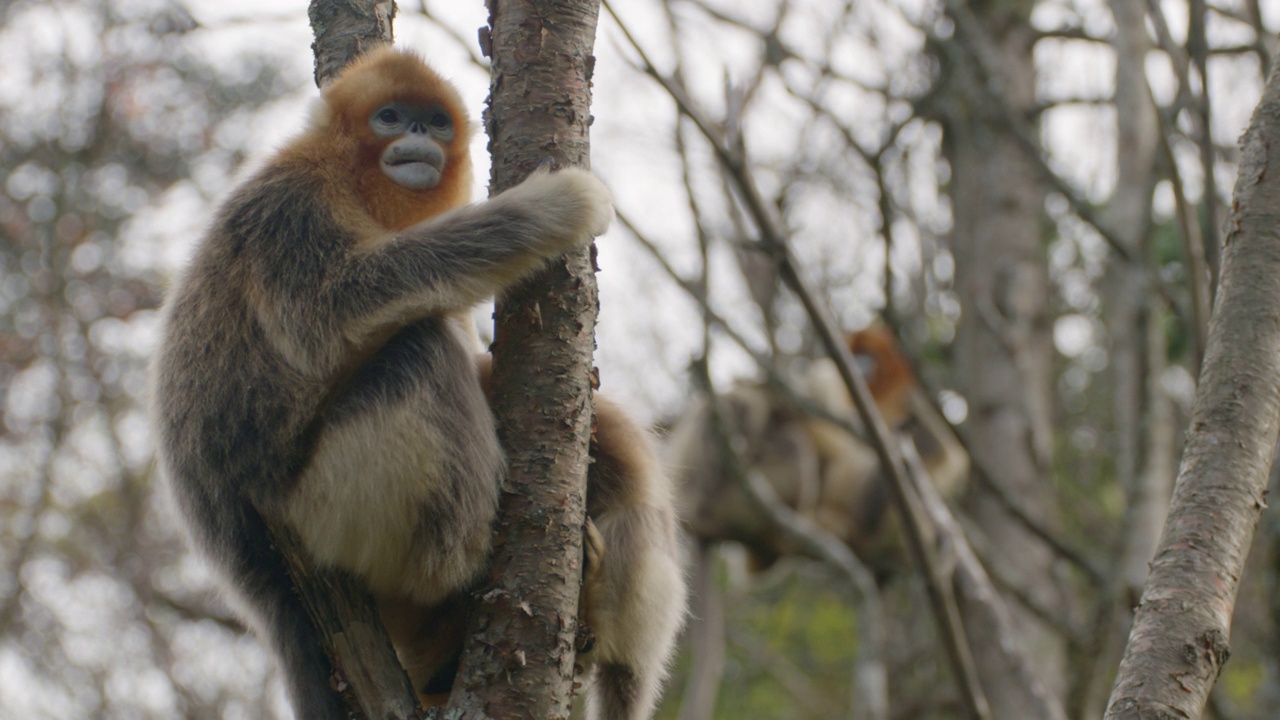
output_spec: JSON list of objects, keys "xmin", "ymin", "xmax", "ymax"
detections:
[
  {"xmin": 309, "ymin": 46, "xmax": 473, "ymax": 231},
  {"xmin": 848, "ymin": 326, "xmax": 915, "ymax": 427}
]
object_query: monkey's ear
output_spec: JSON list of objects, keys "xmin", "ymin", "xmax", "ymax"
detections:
[
  {"xmin": 460, "ymin": 115, "xmax": 479, "ymax": 142},
  {"xmin": 306, "ymin": 98, "xmax": 336, "ymax": 133}
]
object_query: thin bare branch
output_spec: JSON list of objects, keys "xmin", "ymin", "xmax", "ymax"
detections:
[
  {"xmin": 414, "ymin": 1, "xmax": 489, "ymax": 70},
  {"xmin": 1144, "ymin": 0, "xmax": 1222, "ymax": 287}
]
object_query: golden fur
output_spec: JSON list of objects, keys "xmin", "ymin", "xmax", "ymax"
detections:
[
  {"xmin": 671, "ymin": 327, "xmax": 969, "ymax": 577},
  {"xmin": 302, "ymin": 47, "xmax": 474, "ymax": 230}
]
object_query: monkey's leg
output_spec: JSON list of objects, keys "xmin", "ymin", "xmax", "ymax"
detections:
[
  {"xmin": 582, "ymin": 503, "xmax": 686, "ymax": 720},
  {"xmin": 289, "ymin": 321, "xmax": 502, "ymax": 608}
]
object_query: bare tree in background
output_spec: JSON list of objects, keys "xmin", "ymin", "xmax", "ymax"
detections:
[
  {"xmin": 0, "ymin": 2, "xmax": 296, "ymax": 717},
  {"xmin": 929, "ymin": 1, "xmax": 1066, "ymax": 712}
]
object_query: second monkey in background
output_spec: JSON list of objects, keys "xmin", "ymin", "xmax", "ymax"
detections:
[{"xmin": 669, "ymin": 326, "xmax": 968, "ymax": 579}]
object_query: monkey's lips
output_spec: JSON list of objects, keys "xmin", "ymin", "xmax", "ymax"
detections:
[
  {"xmin": 382, "ymin": 141, "xmax": 446, "ymax": 191},
  {"xmin": 383, "ymin": 158, "xmax": 443, "ymax": 191}
]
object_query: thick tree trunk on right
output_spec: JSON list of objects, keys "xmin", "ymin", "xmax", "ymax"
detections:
[{"xmin": 1104, "ymin": 58, "xmax": 1280, "ymax": 720}]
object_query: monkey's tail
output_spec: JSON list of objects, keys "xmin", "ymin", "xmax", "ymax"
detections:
[
  {"xmin": 194, "ymin": 493, "xmax": 350, "ymax": 720},
  {"xmin": 583, "ymin": 505, "xmax": 688, "ymax": 720},
  {"xmin": 591, "ymin": 663, "xmax": 648, "ymax": 720}
]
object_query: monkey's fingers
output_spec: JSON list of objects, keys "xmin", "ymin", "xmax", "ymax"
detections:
[
  {"xmin": 577, "ymin": 516, "xmax": 606, "ymax": 657},
  {"xmin": 583, "ymin": 516, "xmax": 606, "ymax": 583}
]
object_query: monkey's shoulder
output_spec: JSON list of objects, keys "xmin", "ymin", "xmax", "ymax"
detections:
[{"xmin": 210, "ymin": 159, "xmax": 357, "ymax": 258}]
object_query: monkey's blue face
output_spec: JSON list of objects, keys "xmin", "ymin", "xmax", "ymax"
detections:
[{"xmin": 371, "ymin": 102, "xmax": 456, "ymax": 191}]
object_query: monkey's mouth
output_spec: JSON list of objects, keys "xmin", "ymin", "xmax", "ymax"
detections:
[
  {"xmin": 386, "ymin": 157, "xmax": 440, "ymax": 172},
  {"xmin": 382, "ymin": 139, "xmax": 446, "ymax": 191}
]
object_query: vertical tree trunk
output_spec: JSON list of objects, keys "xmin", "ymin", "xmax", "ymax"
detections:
[
  {"xmin": 1104, "ymin": 59, "xmax": 1280, "ymax": 720},
  {"xmin": 676, "ymin": 544, "xmax": 727, "ymax": 720},
  {"xmin": 938, "ymin": 0, "xmax": 1065, "ymax": 712},
  {"xmin": 308, "ymin": 0, "xmax": 396, "ymax": 87},
  {"xmin": 447, "ymin": 1, "xmax": 603, "ymax": 718},
  {"xmin": 1076, "ymin": 3, "xmax": 1165, "ymax": 715},
  {"xmin": 1103, "ymin": 1, "xmax": 1162, "ymax": 597}
]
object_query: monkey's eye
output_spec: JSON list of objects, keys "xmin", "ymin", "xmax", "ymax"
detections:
[
  {"xmin": 428, "ymin": 112, "xmax": 451, "ymax": 130},
  {"xmin": 375, "ymin": 108, "xmax": 400, "ymax": 125}
]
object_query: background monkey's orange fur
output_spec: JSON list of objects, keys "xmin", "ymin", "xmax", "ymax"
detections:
[
  {"xmin": 849, "ymin": 325, "xmax": 916, "ymax": 425},
  {"xmin": 670, "ymin": 326, "xmax": 968, "ymax": 577}
]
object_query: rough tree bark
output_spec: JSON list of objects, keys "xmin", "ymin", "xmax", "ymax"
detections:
[
  {"xmin": 446, "ymin": 1, "xmax": 603, "ymax": 718},
  {"xmin": 1104, "ymin": 58, "xmax": 1280, "ymax": 720},
  {"xmin": 308, "ymin": 0, "xmax": 397, "ymax": 88}
]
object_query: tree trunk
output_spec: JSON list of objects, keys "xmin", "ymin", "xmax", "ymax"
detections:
[
  {"xmin": 1104, "ymin": 58, "xmax": 1280, "ymax": 720},
  {"xmin": 308, "ymin": 0, "xmax": 396, "ymax": 88},
  {"xmin": 937, "ymin": 0, "xmax": 1065, "ymax": 712},
  {"xmin": 446, "ymin": 1, "xmax": 603, "ymax": 718},
  {"xmin": 1075, "ymin": 3, "xmax": 1165, "ymax": 715}
]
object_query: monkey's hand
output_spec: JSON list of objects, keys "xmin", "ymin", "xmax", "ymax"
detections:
[
  {"xmin": 495, "ymin": 167, "xmax": 614, "ymax": 255},
  {"xmin": 577, "ymin": 517, "xmax": 606, "ymax": 657},
  {"xmin": 331, "ymin": 168, "xmax": 614, "ymax": 330}
]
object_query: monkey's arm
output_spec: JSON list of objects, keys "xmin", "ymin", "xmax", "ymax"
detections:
[
  {"xmin": 234, "ymin": 166, "xmax": 610, "ymax": 376},
  {"xmin": 328, "ymin": 169, "xmax": 611, "ymax": 340}
]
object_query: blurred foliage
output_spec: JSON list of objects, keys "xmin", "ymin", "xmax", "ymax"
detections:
[
  {"xmin": 651, "ymin": 561, "xmax": 864, "ymax": 720},
  {"xmin": 0, "ymin": 0, "xmax": 297, "ymax": 717}
]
